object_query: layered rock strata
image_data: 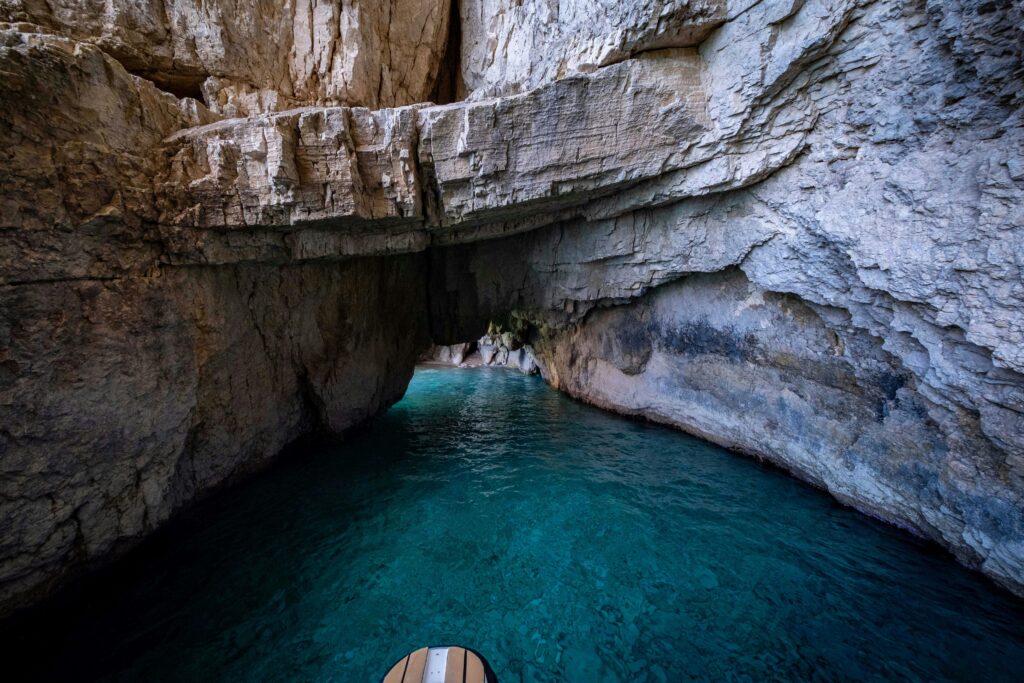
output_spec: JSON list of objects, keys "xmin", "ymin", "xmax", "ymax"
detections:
[
  {"xmin": 1, "ymin": 0, "xmax": 1022, "ymax": 615},
  {"xmin": 0, "ymin": 25, "xmax": 430, "ymax": 615},
  {"xmin": 0, "ymin": 0, "xmax": 452, "ymax": 112},
  {"xmin": 426, "ymin": 0, "xmax": 1024, "ymax": 593},
  {"xmin": 458, "ymin": 0, "xmax": 727, "ymax": 99}
]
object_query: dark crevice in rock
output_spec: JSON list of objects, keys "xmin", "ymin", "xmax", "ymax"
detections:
[
  {"xmin": 428, "ymin": 0, "xmax": 464, "ymax": 105},
  {"xmin": 126, "ymin": 68, "xmax": 206, "ymax": 101},
  {"xmin": 296, "ymin": 366, "xmax": 331, "ymax": 441}
]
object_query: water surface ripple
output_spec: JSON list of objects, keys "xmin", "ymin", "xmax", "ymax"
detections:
[{"xmin": 15, "ymin": 368, "xmax": 1024, "ymax": 681}]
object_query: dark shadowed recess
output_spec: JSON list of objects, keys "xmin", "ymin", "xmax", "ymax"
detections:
[
  {"xmin": 126, "ymin": 68, "xmax": 207, "ymax": 100},
  {"xmin": 429, "ymin": 0, "xmax": 464, "ymax": 105}
]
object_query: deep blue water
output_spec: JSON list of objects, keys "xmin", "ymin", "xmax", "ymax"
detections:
[{"xmin": 9, "ymin": 367, "xmax": 1024, "ymax": 682}]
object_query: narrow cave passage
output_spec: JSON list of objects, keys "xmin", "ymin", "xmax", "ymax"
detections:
[{"xmin": 3, "ymin": 366, "xmax": 1023, "ymax": 681}]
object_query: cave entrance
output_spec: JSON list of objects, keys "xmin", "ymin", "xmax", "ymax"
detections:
[{"xmin": 420, "ymin": 328, "xmax": 541, "ymax": 375}]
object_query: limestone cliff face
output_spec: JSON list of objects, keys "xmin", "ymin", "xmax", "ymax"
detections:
[
  {"xmin": 0, "ymin": 0, "xmax": 452, "ymax": 112},
  {"xmin": 1, "ymin": 0, "xmax": 1023, "ymax": 613},
  {"xmin": 457, "ymin": 0, "xmax": 727, "ymax": 99},
  {"xmin": 0, "ymin": 24, "xmax": 431, "ymax": 614},
  {"xmin": 428, "ymin": 0, "xmax": 1024, "ymax": 596}
]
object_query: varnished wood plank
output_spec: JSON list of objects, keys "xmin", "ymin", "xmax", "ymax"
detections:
[
  {"xmin": 382, "ymin": 655, "xmax": 409, "ymax": 683},
  {"xmin": 465, "ymin": 650, "xmax": 486, "ymax": 683},
  {"xmin": 444, "ymin": 647, "xmax": 466, "ymax": 683},
  {"xmin": 403, "ymin": 647, "xmax": 429, "ymax": 683}
]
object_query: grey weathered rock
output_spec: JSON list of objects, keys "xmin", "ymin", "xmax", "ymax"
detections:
[
  {"xmin": 458, "ymin": 0, "xmax": 727, "ymax": 99},
  {"xmin": 0, "ymin": 23, "xmax": 430, "ymax": 614},
  {"xmin": 420, "ymin": 341, "xmax": 476, "ymax": 366},
  {"xmin": 0, "ymin": 24, "xmax": 218, "ymax": 285},
  {"xmin": 0, "ymin": 256, "xmax": 429, "ymax": 614},
  {"xmin": 156, "ymin": 105, "xmax": 426, "ymax": 257},
  {"xmin": 0, "ymin": 0, "xmax": 453, "ymax": 112},
  {"xmin": 418, "ymin": 51, "xmax": 711, "ymax": 242},
  {"xmin": 160, "ymin": 35, "xmax": 816, "ymax": 248},
  {"xmin": 427, "ymin": 0, "xmax": 1024, "ymax": 595}
]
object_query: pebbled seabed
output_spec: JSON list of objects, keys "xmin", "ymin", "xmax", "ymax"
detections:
[{"xmin": 6, "ymin": 367, "xmax": 1024, "ymax": 682}]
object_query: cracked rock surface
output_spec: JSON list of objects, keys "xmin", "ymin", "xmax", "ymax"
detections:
[
  {"xmin": 1, "ymin": 0, "xmax": 1023, "ymax": 614},
  {"xmin": 0, "ymin": 0, "xmax": 452, "ymax": 112},
  {"xmin": 428, "ymin": 0, "xmax": 1024, "ymax": 594}
]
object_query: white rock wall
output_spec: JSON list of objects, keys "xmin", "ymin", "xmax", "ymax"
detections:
[
  {"xmin": 426, "ymin": 0, "xmax": 1024, "ymax": 594},
  {"xmin": 458, "ymin": 0, "xmax": 726, "ymax": 98}
]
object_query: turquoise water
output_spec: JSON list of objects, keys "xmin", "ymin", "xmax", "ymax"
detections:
[{"xmin": 9, "ymin": 367, "xmax": 1024, "ymax": 681}]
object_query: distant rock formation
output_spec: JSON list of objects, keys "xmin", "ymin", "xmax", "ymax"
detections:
[{"xmin": 421, "ymin": 329, "xmax": 540, "ymax": 374}]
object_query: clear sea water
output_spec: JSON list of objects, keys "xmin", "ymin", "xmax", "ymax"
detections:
[{"xmin": 8, "ymin": 367, "xmax": 1024, "ymax": 682}]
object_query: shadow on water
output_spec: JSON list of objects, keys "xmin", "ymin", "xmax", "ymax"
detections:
[{"xmin": 3, "ymin": 367, "xmax": 1024, "ymax": 682}]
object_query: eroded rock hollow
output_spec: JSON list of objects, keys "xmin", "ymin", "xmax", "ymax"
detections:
[{"xmin": 1, "ymin": 0, "xmax": 1022, "ymax": 614}]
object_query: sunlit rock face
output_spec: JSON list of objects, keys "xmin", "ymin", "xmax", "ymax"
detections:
[
  {"xmin": 1, "ymin": 0, "xmax": 1023, "ymax": 613},
  {"xmin": 426, "ymin": 0, "xmax": 1024, "ymax": 594},
  {"xmin": 457, "ymin": 0, "xmax": 727, "ymax": 99},
  {"xmin": 0, "ymin": 0, "xmax": 452, "ymax": 112}
]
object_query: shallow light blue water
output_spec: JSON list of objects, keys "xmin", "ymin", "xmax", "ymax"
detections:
[{"xmin": 16, "ymin": 367, "xmax": 1024, "ymax": 681}]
